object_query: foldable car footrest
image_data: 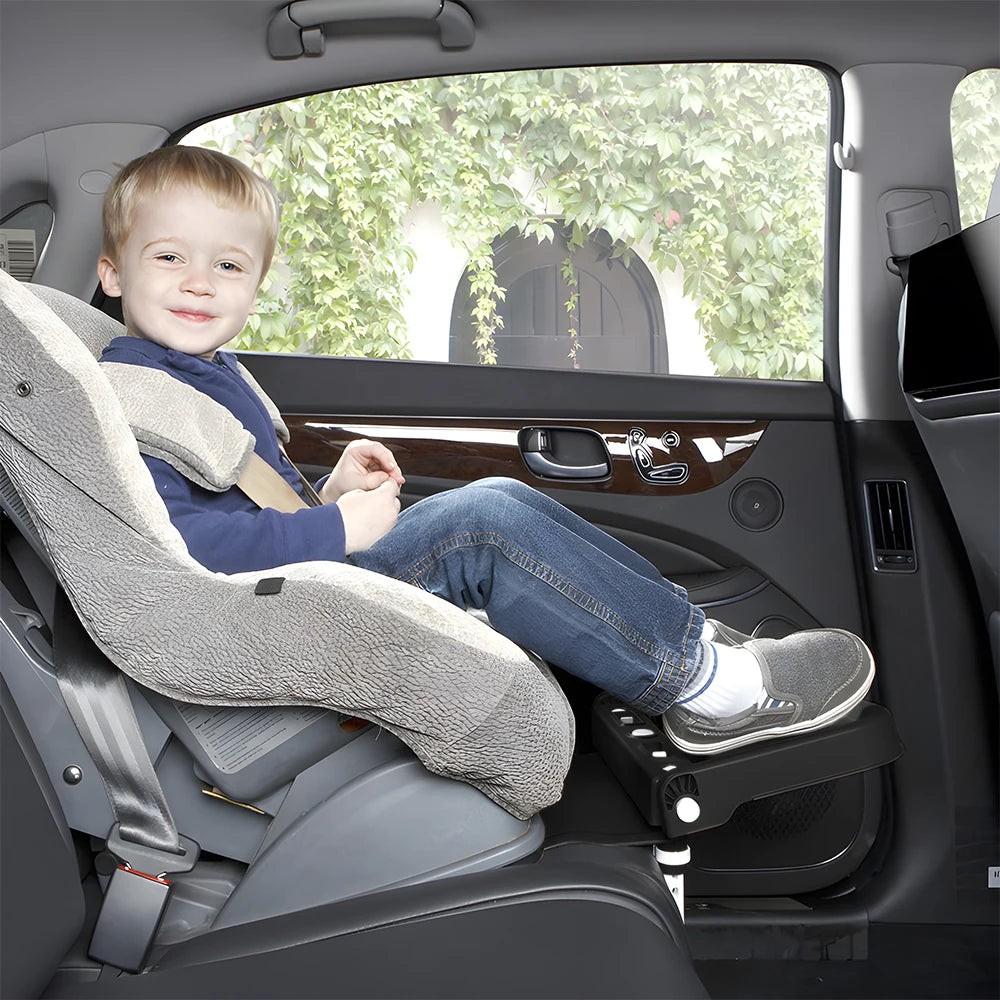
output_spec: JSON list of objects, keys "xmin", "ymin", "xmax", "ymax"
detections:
[{"xmin": 592, "ymin": 694, "xmax": 903, "ymax": 839}]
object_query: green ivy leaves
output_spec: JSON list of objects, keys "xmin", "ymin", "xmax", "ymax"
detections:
[
  {"xmin": 951, "ymin": 70, "xmax": 1000, "ymax": 230},
  {"xmin": 196, "ymin": 64, "xmax": 829, "ymax": 377}
]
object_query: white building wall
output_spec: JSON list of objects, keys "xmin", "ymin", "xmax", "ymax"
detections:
[{"xmin": 399, "ymin": 202, "xmax": 468, "ymax": 362}]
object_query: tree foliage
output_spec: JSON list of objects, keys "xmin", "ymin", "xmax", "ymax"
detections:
[
  {"xmin": 191, "ymin": 63, "xmax": 1000, "ymax": 381},
  {"xmin": 952, "ymin": 69, "xmax": 1000, "ymax": 230}
]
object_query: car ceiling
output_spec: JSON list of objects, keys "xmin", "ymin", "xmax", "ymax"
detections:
[{"xmin": 2, "ymin": 0, "xmax": 998, "ymax": 150}]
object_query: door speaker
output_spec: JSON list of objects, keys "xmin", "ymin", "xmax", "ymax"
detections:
[{"xmin": 729, "ymin": 478, "xmax": 783, "ymax": 531}]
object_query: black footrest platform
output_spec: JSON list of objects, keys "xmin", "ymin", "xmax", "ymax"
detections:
[{"xmin": 591, "ymin": 694, "xmax": 903, "ymax": 839}]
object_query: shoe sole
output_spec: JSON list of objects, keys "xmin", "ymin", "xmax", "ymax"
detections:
[{"xmin": 662, "ymin": 630, "xmax": 876, "ymax": 756}]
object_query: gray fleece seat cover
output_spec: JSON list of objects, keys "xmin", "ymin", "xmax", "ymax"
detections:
[{"xmin": 0, "ymin": 270, "xmax": 574, "ymax": 819}]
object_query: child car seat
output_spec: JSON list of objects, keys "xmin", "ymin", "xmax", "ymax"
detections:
[
  {"xmin": 0, "ymin": 270, "xmax": 600, "ymax": 982},
  {"xmin": 0, "ymin": 270, "xmax": 573, "ymax": 819}
]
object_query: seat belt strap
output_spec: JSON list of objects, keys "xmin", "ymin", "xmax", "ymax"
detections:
[
  {"xmin": 237, "ymin": 451, "xmax": 309, "ymax": 512},
  {"xmin": 281, "ymin": 445, "xmax": 324, "ymax": 507},
  {"xmin": 51, "ymin": 590, "xmax": 182, "ymax": 856},
  {"xmin": 51, "ymin": 590, "xmax": 201, "ymax": 971},
  {"xmin": 237, "ymin": 450, "xmax": 322, "ymax": 512},
  {"xmin": 2, "ymin": 460, "xmax": 201, "ymax": 970},
  {"xmin": 1, "ymin": 461, "xmax": 186, "ymax": 860}
]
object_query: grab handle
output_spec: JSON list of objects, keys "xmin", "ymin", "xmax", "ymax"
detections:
[{"xmin": 268, "ymin": 0, "xmax": 474, "ymax": 58}]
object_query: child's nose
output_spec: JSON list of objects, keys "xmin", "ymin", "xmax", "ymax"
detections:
[{"xmin": 181, "ymin": 266, "xmax": 215, "ymax": 295}]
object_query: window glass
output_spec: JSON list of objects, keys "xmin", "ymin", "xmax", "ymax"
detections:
[
  {"xmin": 184, "ymin": 63, "xmax": 829, "ymax": 380},
  {"xmin": 0, "ymin": 203, "xmax": 53, "ymax": 282},
  {"xmin": 951, "ymin": 69, "xmax": 1000, "ymax": 230}
]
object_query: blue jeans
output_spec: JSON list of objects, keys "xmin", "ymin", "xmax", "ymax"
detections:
[{"xmin": 349, "ymin": 478, "xmax": 706, "ymax": 714}]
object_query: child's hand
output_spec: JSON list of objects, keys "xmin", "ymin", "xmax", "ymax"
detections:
[
  {"xmin": 320, "ymin": 439, "xmax": 404, "ymax": 504},
  {"xmin": 337, "ymin": 480, "xmax": 401, "ymax": 554}
]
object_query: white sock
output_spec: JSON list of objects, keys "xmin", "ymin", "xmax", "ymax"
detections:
[{"xmin": 675, "ymin": 640, "xmax": 765, "ymax": 719}]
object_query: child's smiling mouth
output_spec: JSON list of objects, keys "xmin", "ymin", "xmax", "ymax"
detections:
[{"xmin": 171, "ymin": 310, "xmax": 215, "ymax": 322}]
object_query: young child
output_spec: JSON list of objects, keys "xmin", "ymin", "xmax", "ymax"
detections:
[{"xmin": 97, "ymin": 146, "xmax": 874, "ymax": 756}]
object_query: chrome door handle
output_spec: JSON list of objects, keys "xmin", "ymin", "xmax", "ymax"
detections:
[
  {"xmin": 522, "ymin": 451, "xmax": 610, "ymax": 479},
  {"xmin": 519, "ymin": 427, "xmax": 612, "ymax": 481}
]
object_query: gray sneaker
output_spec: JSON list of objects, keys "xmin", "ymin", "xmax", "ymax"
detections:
[{"xmin": 662, "ymin": 628, "xmax": 875, "ymax": 755}]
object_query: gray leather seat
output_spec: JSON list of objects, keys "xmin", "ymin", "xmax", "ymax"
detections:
[{"xmin": 1, "ymin": 677, "xmax": 708, "ymax": 999}]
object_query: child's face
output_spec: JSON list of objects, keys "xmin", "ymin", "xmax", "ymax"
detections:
[{"xmin": 98, "ymin": 185, "xmax": 268, "ymax": 359}]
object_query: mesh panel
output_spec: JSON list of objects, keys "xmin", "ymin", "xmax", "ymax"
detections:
[{"xmin": 730, "ymin": 781, "xmax": 836, "ymax": 841}]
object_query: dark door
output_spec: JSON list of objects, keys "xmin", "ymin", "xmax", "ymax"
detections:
[{"xmin": 450, "ymin": 225, "xmax": 668, "ymax": 373}]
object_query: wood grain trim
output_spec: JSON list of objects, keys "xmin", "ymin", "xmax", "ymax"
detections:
[{"xmin": 284, "ymin": 416, "xmax": 768, "ymax": 496}]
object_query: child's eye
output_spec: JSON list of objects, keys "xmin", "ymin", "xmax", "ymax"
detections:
[
  {"xmin": 218, "ymin": 261, "xmax": 244, "ymax": 273},
  {"xmin": 155, "ymin": 253, "xmax": 179, "ymax": 263}
]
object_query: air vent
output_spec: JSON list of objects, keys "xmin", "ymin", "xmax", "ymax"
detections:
[
  {"xmin": 0, "ymin": 229, "xmax": 37, "ymax": 281},
  {"xmin": 864, "ymin": 480, "xmax": 917, "ymax": 572}
]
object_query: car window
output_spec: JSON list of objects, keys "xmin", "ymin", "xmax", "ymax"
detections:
[
  {"xmin": 184, "ymin": 63, "xmax": 830, "ymax": 380},
  {"xmin": 951, "ymin": 69, "xmax": 1000, "ymax": 230}
]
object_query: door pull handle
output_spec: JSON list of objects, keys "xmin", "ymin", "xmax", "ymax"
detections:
[
  {"xmin": 519, "ymin": 427, "xmax": 612, "ymax": 480},
  {"xmin": 522, "ymin": 451, "xmax": 610, "ymax": 479}
]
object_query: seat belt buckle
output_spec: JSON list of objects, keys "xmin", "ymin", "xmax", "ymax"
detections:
[
  {"xmin": 89, "ymin": 824, "xmax": 200, "ymax": 972},
  {"xmin": 89, "ymin": 866, "xmax": 172, "ymax": 972}
]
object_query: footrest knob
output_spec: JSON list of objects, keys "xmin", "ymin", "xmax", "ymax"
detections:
[{"xmin": 675, "ymin": 795, "xmax": 701, "ymax": 824}]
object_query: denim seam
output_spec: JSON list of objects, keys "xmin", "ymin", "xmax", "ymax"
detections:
[
  {"xmin": 632, "ymin": 604, "xmax": 701, "ymax": 713},
  {"xmin": 400, "ymin": 530, "xmax": 687, "ymax": 671}
]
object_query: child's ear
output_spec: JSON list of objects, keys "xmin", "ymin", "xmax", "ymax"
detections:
[{"xmin": 97, "ymin": 256, "xmax": 122, "ymax": 297}]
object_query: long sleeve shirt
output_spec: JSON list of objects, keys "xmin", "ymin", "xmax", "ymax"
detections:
[{"xmin": 99, "ymin": 337, "xmax": 345, "ymax": 573}]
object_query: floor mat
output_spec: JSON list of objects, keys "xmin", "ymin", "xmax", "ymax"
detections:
[{"xmin": 695, "ymin": 922, "xmax": 1000, "ymax": 999}]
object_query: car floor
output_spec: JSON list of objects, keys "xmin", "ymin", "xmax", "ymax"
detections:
[{"xmin": 695, "ymin": 923, "xmax": 999, "ymax": 999}]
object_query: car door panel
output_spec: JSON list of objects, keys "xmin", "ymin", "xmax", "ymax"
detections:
[
  {"xmin": 239, "ymin": 350, "xmax": 879, "ymax": 898},
  {"xmin": 284, "ymin": 415, "xmax": 767, "ymax": 494},
  {"xmin": 246, "ymin": 355, "xmax": 862, "ymax": 634}
]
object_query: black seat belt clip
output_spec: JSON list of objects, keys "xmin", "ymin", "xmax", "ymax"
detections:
[{"xmin": 89, "ymin": 824, "xmax": 200, "ymax": 972}]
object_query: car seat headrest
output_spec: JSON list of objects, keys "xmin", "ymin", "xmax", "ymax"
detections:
[{"xmin": 28, "ymin": 285, "xmax": 125, "ymax": 359}]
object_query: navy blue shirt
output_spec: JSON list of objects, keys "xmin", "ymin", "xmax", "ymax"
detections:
[{"xmin": 99, "ymin": 337, "xmax": 345, "ymax": 573}]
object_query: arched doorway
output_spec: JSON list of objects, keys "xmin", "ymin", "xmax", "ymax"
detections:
[{"xmin": 450, "ymin": 224, "xmax": 667, "ymax": 373}]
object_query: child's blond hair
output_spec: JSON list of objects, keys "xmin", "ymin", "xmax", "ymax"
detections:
[{"xmin": 102, "ymin": 146, "xmax": 280, "ymax": 283}]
